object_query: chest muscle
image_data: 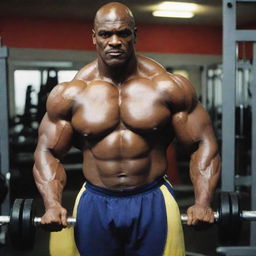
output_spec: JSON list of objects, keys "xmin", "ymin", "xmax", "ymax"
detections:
[{"xmin": 71, "ymin": 79, "xmax": 171, "ymax": 136}]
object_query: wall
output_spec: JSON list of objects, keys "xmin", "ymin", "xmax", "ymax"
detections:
[{"xmin": 0, "ymin": 17, "xmax": 222, "ymax": 55}]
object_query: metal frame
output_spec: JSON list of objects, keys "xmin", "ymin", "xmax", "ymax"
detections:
[
  {"xmin": 216, "ymin": 246, "xmax": 256, "ymax": 256},
  {"xmin": 251, "ymin": 42, "xmax": 256, "ymax": 246},
  {"xmin": 0, "ymin": 46, "xmax": 10, "ymax": 243},
  {"xmin": 222, "ymin": 0, "xmax": 256, "ymax": 246},
  {"xmin": 222, "ymin": 0, "xmax": 237, "ymax": 192}
]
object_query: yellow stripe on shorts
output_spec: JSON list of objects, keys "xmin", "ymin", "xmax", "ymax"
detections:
[
  {"xmin": 49, "ymin": 183, "xmax": 86, "ymax": 256},
  {"xmin": 160, "ymin": 184, "xmax": 185, "ymax": 256}
]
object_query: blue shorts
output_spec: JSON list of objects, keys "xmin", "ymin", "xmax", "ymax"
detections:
[{"xmin": 74, "ymin": 177, "xmax": 185, "ymax": 256}]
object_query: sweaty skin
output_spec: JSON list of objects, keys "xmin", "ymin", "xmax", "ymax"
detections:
[{"xmin": 33, "ymin": 2, "xmax": 220, "ymax": 230}]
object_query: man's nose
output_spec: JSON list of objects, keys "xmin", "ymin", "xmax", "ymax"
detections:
[{"xmin": 108, "ymin": 34, "xmax": 121, "ymax": 47}]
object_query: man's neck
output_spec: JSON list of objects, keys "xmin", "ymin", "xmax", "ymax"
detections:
[{"xmin": 97, "ymin": 54, "xmax": 138, "ymax": 85}]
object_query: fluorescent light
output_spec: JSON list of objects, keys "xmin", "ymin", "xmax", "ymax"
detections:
[
  {"xmin": 158, "ymin": 1, "xmax": 198, "ymax": 12},
  {"xmin": 152, "ymin": 2, "xmax": 198, "ymax": 19},
  {"xmin": 152, "ymin": 10, "xmax": 194, "ymax": 18}
]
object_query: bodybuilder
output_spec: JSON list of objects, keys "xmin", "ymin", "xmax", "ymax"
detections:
[{"xmin": 33, "ymin": 2, "xmax": 220, "ymax": 255}]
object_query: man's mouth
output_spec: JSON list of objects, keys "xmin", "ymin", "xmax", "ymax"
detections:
[{"xmin": 107, "ymin": 51, "xmax": 124, "ymax": 57}]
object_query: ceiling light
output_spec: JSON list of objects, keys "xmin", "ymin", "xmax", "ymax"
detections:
[
  {"xmin": 157, "ymin": 1, "xmax": 198, "ymax": 12},
  {"xmin": 152, "ymin": 10, "xmax": 194, "ymax": 18}
]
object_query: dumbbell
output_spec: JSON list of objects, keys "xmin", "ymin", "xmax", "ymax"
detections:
[{"xmin": 0, "ymin": 192, "xmax": 256, "ymax": 250}]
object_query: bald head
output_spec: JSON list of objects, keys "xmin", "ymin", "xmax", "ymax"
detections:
[{"xmin": 94, "ymin": 2, "xmax": 135, "ymax": 29}]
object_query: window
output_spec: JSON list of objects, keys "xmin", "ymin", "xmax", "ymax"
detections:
[{"xmin": 14, "ymin": 69, "xmax": 78, "ymax": 116}]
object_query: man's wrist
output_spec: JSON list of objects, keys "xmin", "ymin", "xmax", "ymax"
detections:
[
  {"xmin": 45, "ymin": 200, "xmax": 62, "ymax": 210},
  {"xmin": 195, "ymin": 197, "xmax": 211, "ymax": 207}
]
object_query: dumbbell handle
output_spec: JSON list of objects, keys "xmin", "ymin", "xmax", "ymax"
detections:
[
  {"xmin": 241, "ymin": 211, "xmax": 256, "ymax": 221},
  {"xmin": 0, "ymin": 216, "xmax": 77, "ymax": 227},
  {"xmin": 33, "ymin": 217, "xmax": 77, "ymax": 226},
  {"xmin": 182, "ymin": 211, "xmax": 254, "ymax": 223},
  {"xmin": 0, "ymin": 216, "xmax": 10, "ymax": 226},
  {"xmin": 1, "ymin": 211, "xmax": 256, "ymax": 227},
  {"xmin": 181, "ymin": 212, "xmax": 219, "ymax": 223},
  {"xmin": 181, "ymin": 211, "xmax": 256, "ymax": 222}
]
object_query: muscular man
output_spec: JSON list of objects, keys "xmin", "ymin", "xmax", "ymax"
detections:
[{"xmin": 33, "ymin": 2, "xmax": 220, "ymax": 255}]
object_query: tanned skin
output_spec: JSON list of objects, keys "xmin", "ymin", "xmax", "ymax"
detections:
[{"xmin": 33, "ymin": 2, "xmax": 220, "ymax": 231}]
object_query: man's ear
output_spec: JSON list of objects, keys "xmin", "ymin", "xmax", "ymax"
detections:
[
  {"xmin": 133, "ymin": 27, "xmax": 137, "ymax": 44},
  {"xmin": 92, "ymin": 29, "xmax": 96, "ymax": 45}
]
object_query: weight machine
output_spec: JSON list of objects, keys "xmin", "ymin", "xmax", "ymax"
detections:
[{"xmin": 219, "ymin": 0, "xmax": 256, "ymax": 254}]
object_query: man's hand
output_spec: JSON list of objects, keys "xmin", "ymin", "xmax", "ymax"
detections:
[
  {"xmin": 186, "ymin": 204, "xmax": 215, "ymax": 226},
  {"xmin": 41, "ymin": 205, "xmax": 68, "ymax": 232}
]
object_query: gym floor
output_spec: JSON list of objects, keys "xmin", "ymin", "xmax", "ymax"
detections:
[{"xmin": 0, "ymin": 182, "xmax": 251, "ymax": 256}]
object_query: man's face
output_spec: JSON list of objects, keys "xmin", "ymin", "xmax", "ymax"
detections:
[{"xmin": 93, "ymin": 20, "xmax": 136, "ymax": 67}]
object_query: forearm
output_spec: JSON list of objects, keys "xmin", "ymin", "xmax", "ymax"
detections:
[
  {"xmin": 33, "ymin": 149, "xmax": 67, "ymax": 209},
  {"xmin": 190, "ymin": 141, "xmax": 221, "ymax": 206}
]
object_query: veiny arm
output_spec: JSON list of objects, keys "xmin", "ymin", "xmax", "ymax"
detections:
[
  {"xmin": 33, "ymin": 82, "xmax": 75, "ymax": 230},
  {"xmin": 171, "ymin": 74, "xmax": 221, "ymax": 225}
]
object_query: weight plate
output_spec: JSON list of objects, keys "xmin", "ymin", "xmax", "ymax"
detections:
[
  {"xmin": 218, "ymin": 192, "xmax": 232, "ymax": 244},
  {"xmin": 21, "ymin": 199, "xmax": 36, "ymax": 250},
  {"xmin": 8, "ymin": 198, "xmax": 25, "ymax": 249},
  {"xmin": 229, "ymin": 192, "xmax": 242, "ymax": 244}
]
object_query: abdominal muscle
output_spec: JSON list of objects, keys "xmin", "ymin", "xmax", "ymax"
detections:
[{"xmin": 81, "ymin": 128, "xmax": 168, "ymax": 190}]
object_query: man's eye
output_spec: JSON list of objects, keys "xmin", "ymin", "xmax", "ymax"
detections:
[
  {"xmin": 117, "ymin": 30, "xmax": 132, "ymax": 38},
  {"xmin": 99, "ymin": 31, "xmax": 112, "ymax": 38}
]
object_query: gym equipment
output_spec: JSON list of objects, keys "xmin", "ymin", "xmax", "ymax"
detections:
[
  {"xmin": 37, "ymin": 69, "xmax": 58, "ymax": 122},
  {"xmin": 0, "ymin": 173, "xmax": 7, "ymax": 204},
  {"xmin": 0, "ymin": 192, "xmax": 256, "ymax": 250},
  {"xmin": 216, "ymin": 246, "xmax": 256, "ymax": 256},
  {"xmin": 218, "ymin": 192, "xmax": 232, "ymax": 244},
  {"xmin": 222, "ymin": 0, "xmax": 256, "ymax": 245},
  {"xmin": 8, "ymin": 199, "xmax": 26, "ymax": 249},
  {"xmin": 0, "ymin": 46, "xmax": 10, "ymax": 244}
]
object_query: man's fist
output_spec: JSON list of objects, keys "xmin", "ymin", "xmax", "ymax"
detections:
[
  {"xmin": 186, "ymin": 204, "xmax": 215, "ymax": 225},
  {"xmin": 41, "ymin": 205, "xmax": 68, "ymax": 231}
]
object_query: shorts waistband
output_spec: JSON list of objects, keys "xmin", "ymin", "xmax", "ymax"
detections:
[{"xmin": 85, "ymin": 176, "xmax": 168, "ymax": 197}]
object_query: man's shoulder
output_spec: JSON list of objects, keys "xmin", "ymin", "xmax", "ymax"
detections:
[
  {"xmin": 137, "ymin": 57, "xmax": 198, "ymax": 112},
  {"xmin": 137, "ymin": 55, "xmax": 190, "ymax": 86},
  {"xmin": 147, "ymin": 69, "xmax": 197, "ymax": 112},
  {"xmin": 46, "ymin": 79, "xmax": 87, "ymax": 117},
  {"xmin": 165, "ymin": 74, "xmax": 197, "ymax": 112},
  {"xmin": 137, "ymin": 55, "xmax": 166, "ymax": 78},
  {"xmin": 74, "ymin": 60, "xmax": 98, "ymax": 82},
  {"xmin": 49, "ymin": 79, "xmax": 87, "ymax": 99}
]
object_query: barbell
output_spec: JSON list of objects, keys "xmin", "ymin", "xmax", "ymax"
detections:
[{"xmin": 0, "ymin": 192, "xmax": 255, "ymax": 250}]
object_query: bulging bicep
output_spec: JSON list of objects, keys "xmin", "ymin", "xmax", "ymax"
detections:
[
  {"xmin": 38, "ymin": 114, "xmax": 73, "ymax": 156},
  {"xmin": 172, "ymin": 104, "xmax": 215, "ymax": 147}
]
